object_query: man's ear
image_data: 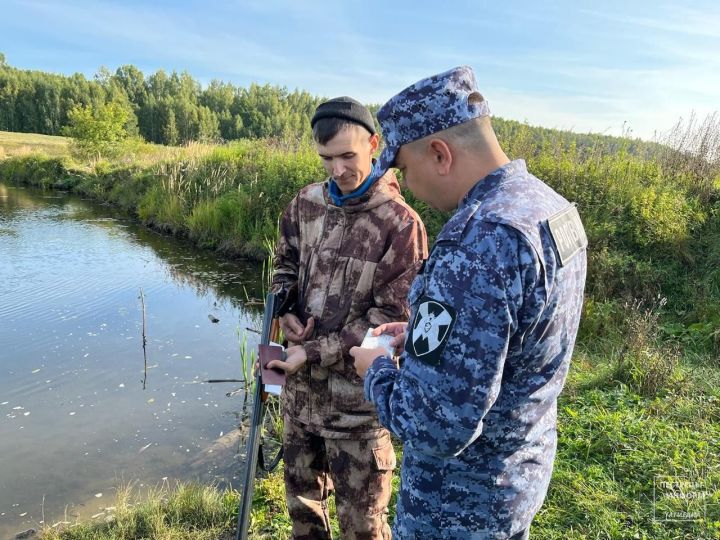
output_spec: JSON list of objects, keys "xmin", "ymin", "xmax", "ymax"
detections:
[
  {"xmin": 428, "ymin": 139, "xmax": 452, "ymax": 175},
  {"xmin": 369, "ymin": 133, "xmax": 380, "ymax": 154}
]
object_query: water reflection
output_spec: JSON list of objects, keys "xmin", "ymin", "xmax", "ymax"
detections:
[{"xmin": 0, "ymin": 182, "xmax": 265, "ymax": 537}]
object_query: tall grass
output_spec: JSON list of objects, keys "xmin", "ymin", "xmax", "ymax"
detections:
[
  {"xmin": 40, "ymin": 482, "xmax": 238, "ymax": 540},
  {"xmin": 656, "ymin": 111, "xmax": 720, "ymax": 196}
]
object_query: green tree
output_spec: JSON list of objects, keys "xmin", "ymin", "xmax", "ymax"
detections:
[
  {"xmin": 113, "ymin": 65, "xmax": 147, "ymax": 106},
  {"xmin": 157, "ymin": 98, "xmax": 178, "ymax": 145},
  {"xmin": 63, "ymin": 100, "xmax": 134, "ymax": 158}
]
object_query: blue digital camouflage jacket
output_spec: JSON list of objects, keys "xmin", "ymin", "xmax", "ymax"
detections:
[{"xmin": 365, "ymin": 160, "xmax": 588, "ymax": 539}]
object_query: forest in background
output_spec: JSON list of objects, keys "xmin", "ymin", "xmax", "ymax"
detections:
[{"xmin": 0, "ymin": 51, "xmax": 677, "ymax": 157}]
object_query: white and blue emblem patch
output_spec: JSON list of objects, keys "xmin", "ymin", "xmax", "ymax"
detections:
[{"xmin": 406, "ymin": 296, "xmax": 457, "ymax": 365}]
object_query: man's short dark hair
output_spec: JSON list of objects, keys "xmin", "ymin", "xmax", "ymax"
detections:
[
  {"xmin": 312, "ymin": 117, "xmax": 372, "ymax": 145},
  {"xmin": 311, "ymin": 96, "xmax": 376, "ymax": 145}
]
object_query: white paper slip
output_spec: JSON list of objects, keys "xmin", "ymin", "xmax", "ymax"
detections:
[{"xmin": 360, "ymin": 328, "xmax": 395, "ymax": 358}]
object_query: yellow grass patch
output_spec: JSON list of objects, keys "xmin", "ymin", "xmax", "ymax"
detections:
[{"xmin": 0, "ymin": 130, "xmax": 71, "ymax": 158}]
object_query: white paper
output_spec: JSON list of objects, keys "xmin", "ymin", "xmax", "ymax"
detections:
[{"xmin": 360, "ymin": 328, "xmax": 395, "ymax": 358}]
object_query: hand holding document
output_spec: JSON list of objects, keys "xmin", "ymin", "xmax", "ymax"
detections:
[
  {"xmin": 360, "ymin": 328, "xmax": 395, "ymax": 358},
  {"xmin": 259, "ymin": 343, "xmax": 286, "ymax": 395}
]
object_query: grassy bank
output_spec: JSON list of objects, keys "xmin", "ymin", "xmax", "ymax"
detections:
[
  {"xmin": 2, "ymin": 126, "xmax": 720, "ymax": 538},
  {"xmin": 0, "ymin": 130, "xmax": 70, "ymax": 157},
  {"xmin": 0, "ymin": 131, "xmax": 325, "ymax": 259}
]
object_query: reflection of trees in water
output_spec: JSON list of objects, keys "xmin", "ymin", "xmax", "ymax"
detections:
[
  {"xmin": 0, "ymin": 181, "xmax": 267, "ymax": 313},
  {"xmin": 0, "ymin": 183, "xmax": 46, "ymax": 215},
  {"xmin": 131, "ymin": 226, "xmax": 265, "ymax": 312}
]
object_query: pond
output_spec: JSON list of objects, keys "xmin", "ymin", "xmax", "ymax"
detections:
[{"xmin": 0, "ymin": 182, "xmax": 266, "ymax": 537}]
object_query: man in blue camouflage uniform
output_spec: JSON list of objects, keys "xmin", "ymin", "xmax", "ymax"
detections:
[{"xmin": 350, "ymin": 66, "xmax": 588, "ymax": 539}]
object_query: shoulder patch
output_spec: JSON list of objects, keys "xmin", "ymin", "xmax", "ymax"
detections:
[
  {"xmin": 547, "ymin": 204, "xmax": 588, "ymax": 266},
  {"xmin": 406, "ymin": 296, "xmax": 457, "ymax": 365}
]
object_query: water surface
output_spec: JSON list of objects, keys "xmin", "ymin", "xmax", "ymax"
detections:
[{"xmin": 0, "ymin": 182, "xmax": 265, "ymax": 537}]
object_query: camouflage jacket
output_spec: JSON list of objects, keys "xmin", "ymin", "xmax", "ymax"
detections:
[
  {"xmin": 273, "ymin": 171, "xmax": 427, "ymax": 438},
  {"xmin": 365, "ymin": 160, "xmax": 588, "ymax": 537}
]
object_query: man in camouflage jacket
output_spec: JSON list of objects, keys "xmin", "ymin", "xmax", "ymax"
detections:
[
  {"xmin": 352, "ymin": 67, "xmax": 588, "ymax": 539},
  {"xmin": 268, "ymin": 96, "xmax": 427, "ymax": 539}
]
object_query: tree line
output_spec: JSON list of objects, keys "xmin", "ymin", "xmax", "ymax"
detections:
[
  {"xmin": 0, "ymin": 52, "xmax": 675, "ymax": 163},
  {"xmin": 0, "ymin": 52, "xmax": 324, "ymax": 145}
]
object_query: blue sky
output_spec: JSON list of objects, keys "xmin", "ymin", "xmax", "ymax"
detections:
[{"xmin": 1, "ymin": 0, "xmax": 718, "ymax": 140}]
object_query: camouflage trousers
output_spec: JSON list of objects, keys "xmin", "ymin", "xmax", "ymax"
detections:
[{"xmin": 283, "ymin": 416, "xmax": 396, "ymax": 540}]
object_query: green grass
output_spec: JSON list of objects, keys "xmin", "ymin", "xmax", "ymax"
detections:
[
  {"xmin": 0, "ymin": 137, "xmax": 325, "ymax": 258},
  {"xmin": 39, "ymin": 482, "xmax": 237, "ymax": 540},
  {"xmin": 0, "ymin": 130, "xmax": 71, "ymax": 157},
  {"xmin": 533, "ymin": 352, "xmax": 720, "ymax": 539}
]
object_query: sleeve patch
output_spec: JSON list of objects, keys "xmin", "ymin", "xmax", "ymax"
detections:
[
  {"xmin": 405, "ymin": 296, "xmax": 457, "ymax": 365},
  {"xmin": 547, "ymin": 204, "xmax": 588, "ymax": 266}
]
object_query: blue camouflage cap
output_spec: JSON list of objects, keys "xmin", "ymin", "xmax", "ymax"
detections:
[{"xmin": 372, "ymin": 65, "xmax": 490, "ymax": 181}]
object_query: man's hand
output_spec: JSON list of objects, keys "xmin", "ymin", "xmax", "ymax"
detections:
[
  {"xmin": 350, "ymin": 346, "xmax": 393, "ymax": 379},
  {"xmin": 267, "ymin": 345, "xmax": 307, "ymax": 376},
  {"xmin": 373, "ymin": 322, "xmax": 408, "ymax": 354},
  {"xmin": 280, "ymin": 314, "xmax": 315, "ymax": 345}
]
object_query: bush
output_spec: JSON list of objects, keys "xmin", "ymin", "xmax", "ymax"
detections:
[
  {"xmin": 63, "ymin": 100, "xmax": 136, "ymax": 160},
  {"xmin": 612, "ymin": 298, "xmax": 683, "ymax": 397},
  {"xmin": 628, "ymin": 185, "xmax": 703, "ymax": 247}
]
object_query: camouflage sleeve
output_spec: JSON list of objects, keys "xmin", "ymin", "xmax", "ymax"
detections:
[
  {"xmin": 364, "ymin": 224, "xmax": 541, "ymax": 457},
  {"xmin": 271, "ymin": 196, "xmax": 300, "ymax": 292},
  {"xmin": 304, "ymin": 218, "xmax": 428, "ymax": 376}
]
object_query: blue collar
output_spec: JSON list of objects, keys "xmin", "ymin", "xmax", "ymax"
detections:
[{"xmin": 328, "ymin": 173, "xmax": 378, "ymax": 206}]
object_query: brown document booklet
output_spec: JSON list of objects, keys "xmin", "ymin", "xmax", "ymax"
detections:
[{"xmin": 259, "ymin": 344, "xmax": 286, "ymax": 386}]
